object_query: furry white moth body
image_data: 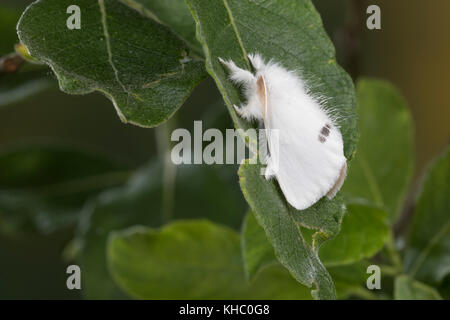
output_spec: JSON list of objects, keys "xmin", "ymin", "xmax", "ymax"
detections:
[{"xmin": 219, "ymin": 53, "xmax": 347, "ymax": 210}]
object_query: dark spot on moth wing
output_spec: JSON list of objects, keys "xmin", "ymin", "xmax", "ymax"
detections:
[
  {"xmin": 321, "ymin": 125, "xmax": 330, "ymax": 137},
  {"xmin": 319, "ymin": 123, "xmax": 332, "ymax": 142},
  {"xmin": 318, "ymin": 135, "xmax": 326, "ymax": 143}
]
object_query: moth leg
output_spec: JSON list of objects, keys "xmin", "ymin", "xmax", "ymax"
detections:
[
  {"xmin": 233, "ymin": 99, "xmax": 263, "ymax": 121},
  {"xmin": 233, "ymin": 104, "xmax": 253, "ymax": 120},
  {"xmin": 218, "ymin": 57, "xmax": 255, "ymax": 85},
  {"xmin": 264, "ymin": 157, "xmax": 276, "ymax": 180},
  {"xmin": 248, "ymin": 53, "xmax": 265, "ymax": 71}
]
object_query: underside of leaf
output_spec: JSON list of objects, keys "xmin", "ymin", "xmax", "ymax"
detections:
[{"xmin": 17, "ymin": 0, "xmax": 206, "ymax": 127}]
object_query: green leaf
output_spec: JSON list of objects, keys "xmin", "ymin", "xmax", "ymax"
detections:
[
  {"xmin": 248, "ymin": 264, "xmax": 312, "ymax": 300},
  {"xmin": 327, "ymin": 262, "xmax": 375, "ymax": 300},
  {"xmin": 241, "ymin": 210, "xmax": 380, "ymax": 299},
  {"xmin": 243, "ymin": 213, "xmax": 376, "ymax": 299},
  {"xmin": 242, "ymin": 205, "xmax": 388, "ymax": 288},
  {"xmin": 239, "ymin": 163, "xmax": 337, "ymax": 299},
  {"xmin": 241, "ymin": 211, "xmax": 276, "ymax": 280},
  {"xmin": 120, "ymin": 0, "xmax": 201, "ymax": 54},
  {"xmin": 187, "ymin": 0, "xmax": 358, "ymax": 300},
  {"xmin": 242, "ymin": 208, "xmax": 388, "ymax": 299},
  {"xmin": 394, "ymin": 275, "xmax": 442, "ymax": 300},
  {"xmin": 344, "ymin": 79, "xmax": 414, "ymax": 222},
  {"xmin": 17, "ymin": 0, "xmax": 206, "ymax": 127},
  {"xmin": 319, "ymin": 203, "xmax": 390, "ymax": 266},
  {"xmin": 108, "ymin": 220, "xmax": 312, "ymax": 299},
  {"xmin": 187, "ymin": 0, "xmax": 358, "ymax": 151},
  {"xmin": 404, "ymin": 147, "xmax": 450, "ymax": 284},
  {"xmin": 77, "ymin": 161, "xmax": 247, "ymax": 299},
  {"xmin": 0, "ymin": 144, "xmax": 129, "ymax": 234}
]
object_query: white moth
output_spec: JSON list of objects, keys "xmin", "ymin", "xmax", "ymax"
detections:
[{"xmin": 219, "ymin": 53, "xmax": 347, "ymax": 210}]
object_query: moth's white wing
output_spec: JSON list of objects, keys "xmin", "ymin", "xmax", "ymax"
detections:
[{"xmin": 262, "ymin": 67, "xmax": 347, "ymax": 210}]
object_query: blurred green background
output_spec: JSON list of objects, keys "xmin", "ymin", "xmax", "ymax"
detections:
[{"xmin": 0, "ymin": 0, "xmax": 448, "ymax": 299}]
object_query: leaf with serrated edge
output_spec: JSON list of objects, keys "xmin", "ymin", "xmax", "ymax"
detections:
[
  {"xmin": 239, "ymin": 163, "xmax": 336, "ymax": 299},
  {"xmin": 17, "ymin": 0, "xmax": 206, "ymax": 127},
  {"xmin": 187, "ymin": 0, "xmax": 358, "ymax": 300}
]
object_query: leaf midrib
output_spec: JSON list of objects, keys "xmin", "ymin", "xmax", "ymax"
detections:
[
  {"xmin": 222, "ymin": 0, "xmax": 249, "ymax": 68},
  {"xmin": 98, "ymin": 0, "xmax": 129, "ymax": 96}
]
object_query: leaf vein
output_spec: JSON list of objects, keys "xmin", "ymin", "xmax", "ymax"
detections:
[
  {"xmin": 222, "ymin": 0, "xmax": 250, "ymax": 67},
  {"xmin": 98, "ymin": 0, "xmax": 130, "ymax": 96}
]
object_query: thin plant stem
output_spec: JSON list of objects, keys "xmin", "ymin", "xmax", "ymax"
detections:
[
  {"xmin": 386, "ymin": 231, "xmax": 403, "ymax": 271},
  {"xmin": 155, "ymin": 121, "xmax": 177, "ymax": 223}
]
